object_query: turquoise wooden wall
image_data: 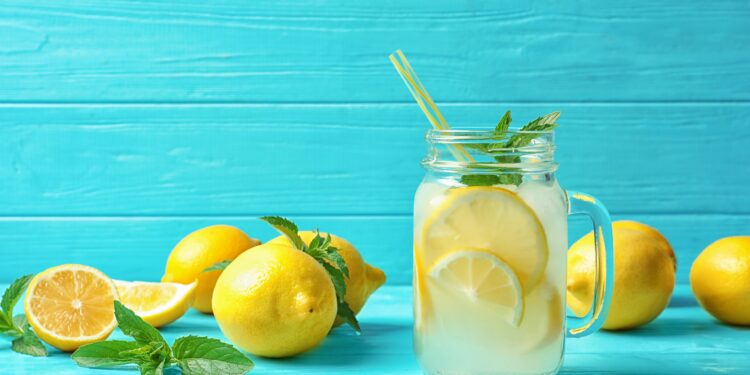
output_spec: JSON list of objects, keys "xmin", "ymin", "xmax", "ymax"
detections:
[{"xmin": 1, "ymin": 1, "xmax": 748, "ymax": 286}]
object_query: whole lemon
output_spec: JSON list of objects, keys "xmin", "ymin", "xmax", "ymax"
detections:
[
  {"xmin": 567, "ymin": 221, "xmax": 676, "ymax": 330},
  {"xmin": 162, "ymin": 225, "xmax": 260, "ymax": 313},
  {"xmin": 212, "ymin": 243, "xmax": 337, "ymax": 357},
  {"xmin": 690, "ymin": 236, "xmax": 750, "ymax": 325},
  {"xmin": 268, "ymin": 231, "xmax": 386, "ymax": 326}
]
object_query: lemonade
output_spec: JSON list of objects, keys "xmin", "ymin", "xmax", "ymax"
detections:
[
  {"xmin": 413, "ymin": 123, "xmax": 614, "ymax": 375},
  {"xmin": 414, "ymin": 178, "xmax": 567, "ymax": 375}
]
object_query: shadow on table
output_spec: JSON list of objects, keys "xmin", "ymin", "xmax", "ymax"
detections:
[
  {"xmin": 259, "ymin": 321, "xmax": 414, "ymax": 368},
  {"xmin": 667, "ymin": 293, "xmax": 698, "ymax": 308},
  {"xmin": 602, "ymin": 314, "xmax": 750, "ymax": 339}
]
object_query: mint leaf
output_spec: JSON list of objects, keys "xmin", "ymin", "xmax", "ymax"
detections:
[
  {"xmin": 307, "ymin": 231, "xmax": 329, "ymax": 253},
  {"xmin": 115, "ymin": 301, "xmax": 168, "ymax": 351},
  {"xmin": 173, "ymin": 336, "xmax": 254, "ymax": 375},
  {"xmin": 305, "ymin": 232, "xmax": 360, "ymax": 329},
  {"xmin": 320, "ymin": 262, "xmax": 347, "ymax": 303},
  {"xmin": 73, "ymin": 340, "xmax": 144, "ymax": 367},
  {"xmin": 1, "ymin": 274, "xmax": 34, "ymax": 321},
  {"xmin": 113, "ymin": 302, "xmax": 171, "ymax": 373},
  {"xmin": 461, "ymin": 111, "xmax": 559, "ymax": 187},
  {"xmin": 11, "ymin": 326, "xmax": 48, "ymax": 357},
  {"xmin": 260, "ymin": 216, "xmax": 306, "ymax": 250},
  {"xmin": 307, "ymin": 233, "xmax": 349, "ymax": 278},
  {"xmin": 504, "ymin": 111, "xmax": 559, "ymax": 149},
  {"xmin": 73, "ymin": 301, "xmax": 253, "ymax": 374},
  {"xmin": 322, "ymin": 247, "xmax": 349, "ymax": 278},
  {"xmin": 336, "ymin": 301, "xmax": 361, "ymax": 333},
  {"xmin": 13, "ymin": 315, "xmax": 28, "ymax": 331},
  {"xmin": 0, "ymin": 319, "xmax": 16, "ymax": 337},
  {"xmin": 494, "ymin": 110, "xmax": 512, "ymax": 136},
  {"xmin": 319, "ymin": 262, "xmax": 360, "ymax": 332},
  {"xmin": 498, "ymin": 174, "xmax": 523, "ymax": 185},
  {"xmin": 138, "ymin": 358, "xmax": 167, "ymax": 375},
  {"xmin": 203, "ymin": 260, "xmax": 232, "ymax": 273},
  {"xmin": 460, "ymin": 174, "xmax": 501, "ymax": 186}
]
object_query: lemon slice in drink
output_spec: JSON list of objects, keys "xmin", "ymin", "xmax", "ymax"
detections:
[
  {"xmin": 430, "ymin": 250, "xmax": 525, "ymax": 326},
  {"xmin": 24, "ymin": 264, "xmax": 118, "ymax": 351},
  {"xmin": 115, "ymin": 280, "xmax": 197, "ymax": 328},
  {"xmin": 422, "ymin": 186, "xmax": 548, "ymax": 293}
]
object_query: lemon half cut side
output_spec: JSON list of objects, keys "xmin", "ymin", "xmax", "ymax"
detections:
[{"xmin": 24, "ymin": 264, "xmax": 118, "ymax": 351}]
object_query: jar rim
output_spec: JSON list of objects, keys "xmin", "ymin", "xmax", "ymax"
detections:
[
  {"xmin": 423, "ymin": 128, "xmax": 558, "ymax": 174},
  {"xmin": 426, "ymin": 128, "xmax": 554, "ymax": 143}
]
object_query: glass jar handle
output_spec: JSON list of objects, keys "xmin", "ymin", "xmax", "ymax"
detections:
[{"xmin": 565, "ymin": 191, "xmax": 615, "ymax": 338}]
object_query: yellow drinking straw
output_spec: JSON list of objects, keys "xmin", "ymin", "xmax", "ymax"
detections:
[{"xmin": 389, "ymin": 50, "xmax": 474, "ymax": 163}]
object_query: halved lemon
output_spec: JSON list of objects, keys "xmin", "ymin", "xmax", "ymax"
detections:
[
  {"xmin": 115, "ymin": 280, "xmax": 196, "ymax": 328},
  {"xmin": 24, "ymin": 264, "xmax": 118, "ymax": 351},
  {"xmin": 430, "ymin": 250, "xmax": 524, "ymax": 326},
  {"xmin": 421, "ymin": 186, "xmax": 548, "ymax": 293}
]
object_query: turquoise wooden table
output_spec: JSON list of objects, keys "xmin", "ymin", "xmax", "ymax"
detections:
[{"xmin": 2, "ymin": 285, "xmax": 749, "ymax": 374}]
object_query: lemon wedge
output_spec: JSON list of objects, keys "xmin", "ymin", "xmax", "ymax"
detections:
[
  {"xmin": 115, "ymin": 280, "xmax": 196, "ymax": 328},
  {"xmin": 430, "ymin": 250, "xmax": 524, "ymax": 326},
  {"xmin": 421, "ymin": 186, "xmax": 548, "ymax": 293},
  {"xmin": 24, "ymin": 264, "xmax": 118, "ymax": 351}
]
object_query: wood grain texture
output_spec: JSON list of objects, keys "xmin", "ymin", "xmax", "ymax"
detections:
[
  {"xmin": 1, "ymin": 285, "xmax": 748, "ymax": 374},
  {"xmin": 1, "ymin": 104, "xmax": 748, "ymax": 216},
  {"xmin": 0, "ymin": 1, "xmax": 748, "ymax": 102},
  {"xmin": 0, "ymin": 213, "xmax": 747, "ymax": 284}
]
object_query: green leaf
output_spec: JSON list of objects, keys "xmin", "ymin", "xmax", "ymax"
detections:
[
  {"xmin": 138, "ymin": 358, "xmax": 167, "ymax": 375},
  {"xmin": 11, "ymin": 326, "xmax": 48, "ymax": 357},
  {"xmin": 497, "ymin": 174, "xmax": 523, "ymax": 186},
  {"xmin": 493, "ymin": 154, "xmax": 521, "ymax": 165},
  {"xmin": 504, "ymin": 111, "xmax": 559, "ymax": 149},
  {"xmin": 494, "ymin": 110, "xmax": 512, "ymax": 136},
  {"xmin": 0, "ymin": 319, "xmax": 17, "ymax": 337},
  {"xmin": 320, "ymin": 262, "xmax": 347, "ymax": 303},
  {"xmin": 307, "ymin": 230, "xmax": 328, "ymax": 250},
  {"xmin": 72, "ymin": 340, "xmax": 144, "ymax": 367},
  {"xmin": 114, "ymin": 301, "xmax": 168, "ymax": 351},
  {"xmin": 323, "ymin": 247, "xmax": 349, "ymax": 278},
  {"xmin": 173, "ymin": 336, "xmax": 254, "ymax": 375},
  {"xmin": 307, "ymin": 232, "xmax": 349, "ymax": 278},
  {"xmin": 13, "ymin": 314, "xmax": 28, "ymax": 331},
  {"xmin": 336, "ymin": 301, "xmax": 361, "ymax": 333},
  {"xmin": 260, "ymin": 216, "xmax": 306, "ymax": 250},
  {"xmin": 1, "ymin": 274, "xmax": 34, "ymax": 320},
  {"xmin": 203, "ymin": 260, "xmax": 232, "ymax": 273},
  {"xmin": 460, "ymin": 174, "xmax": 501, "ymax": 186}
]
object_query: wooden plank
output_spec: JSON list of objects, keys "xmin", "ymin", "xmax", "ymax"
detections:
[
  {"xmin": 0, "ymin": 213, "xmax": 747, "ymax": 285},
  {"xmin": 0, "ymin": 216, "xmax": 414, "ymax": 286},
  {"xmin": 0, "ymin": 1, "xmax": 748, "ymax": 102},
  {"xmin": 1, "ymin": 103, "xmax": 748, "ymax": 215},
  {"xmin": 1, "ymin": 286, "xmax": 749, "ymax": 374}
]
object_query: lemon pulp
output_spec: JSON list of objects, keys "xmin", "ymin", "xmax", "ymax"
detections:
[
  {"xmin": 430, "ymin": 250, "xmax": 524, "ymax": 326},
  {"xmin": 115, "ymin": 280, "xmax": 196, "ymax": 327},
  {"xmin": 24, "ymin": 264, "xmax": 118, "ymax": 351}
]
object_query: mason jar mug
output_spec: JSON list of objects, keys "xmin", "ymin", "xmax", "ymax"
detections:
[{"xmin": 413, "ymin": 129, "xmax": 614, "ymax": 375}]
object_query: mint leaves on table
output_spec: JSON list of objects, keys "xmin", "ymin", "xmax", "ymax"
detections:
[
  {"xmin": 459, "ymin": 110, "xmax": 560, "ymax": 187},
  {"xmin": 0, "ymin": 274, "xmax": 48, "ymax": 357},
  {"xmin": 72, "ymin": 301, "xmax": 253, "ymax": 375},
  {"xmin": 259, "ymin": 216, "xmax": 361, "ymax": 333}
]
